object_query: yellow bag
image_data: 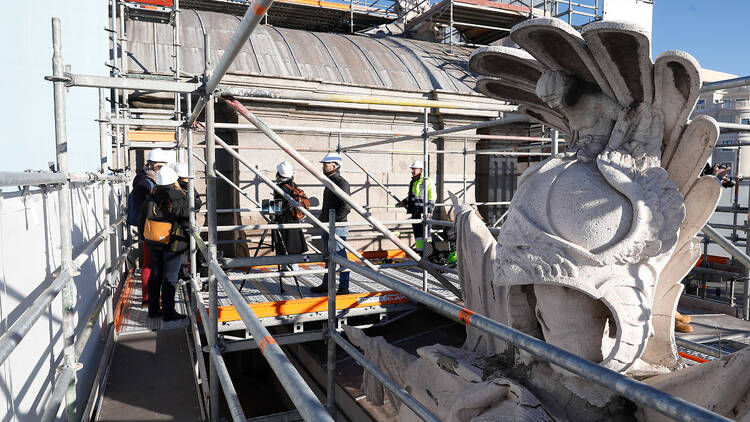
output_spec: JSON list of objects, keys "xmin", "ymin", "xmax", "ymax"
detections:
[{"xmin": 144, "ymin": 219, "xmax": 172, "ymax": 244}]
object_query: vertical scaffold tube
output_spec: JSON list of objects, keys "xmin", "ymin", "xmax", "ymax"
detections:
[
  {"xmin": 187, "ymin": 94, "xmax": 197, "ymax": 281},
  {"xmin": 326, "ymin": 211, "xmax": 337, "ymax": 416},
  {"xmin": 206, "ymin": 92, "xmax": 220, "ymax": 422},
  {"xmin": 422, "ymin": 108, "xmax": 429, "ymax": 292},
  {"xmin": 52, "ymin": 17, "xmax": 77, "ymax": 421},
  {"xmin": 99, "ymin": 88, "xmax": 114, "ymax": 325}
]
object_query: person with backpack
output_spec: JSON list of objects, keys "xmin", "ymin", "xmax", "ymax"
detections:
[
  {"xmin": 130, "ymin": 148, "xmax": 170, "ymax": 306},
  {"xmin": 311, "ymin": 152, "xmax": 351, "ymax": 295},
  {"xmin": 273, "ymin": 161, "xmax": 309, "ymax": 257},
  {"xmin": 272, "ymin": 161, "xmax": 309, "ymax": 294},
  {"xmin": 140, "ymin": 166, "xmax": 190, "ymax": 321}
]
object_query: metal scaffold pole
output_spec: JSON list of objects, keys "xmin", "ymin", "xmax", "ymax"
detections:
[
  {"xmin": 187, "ymin": 94, "xmax": 197, "ymax": 281},
  {"xmin": 462, "ymin": 137, "xmax": 467, "ymax": 204},
  {"xmin": 51, "ymin": 17, "xmax": 77, "ymax": 421},
  {"xmin": 99, "ymin": 88, "xmax": 115, "ymax": 325},
  {"xmin": 326, "ymin": 211, "xmax": 337, "ymax": 417},
  {"xmin": 202, "ymin": 30, "xmax": 221, "ymax": 422},
  {"xmin": 422, "ymin": 108, "xmax": 429, "ymax": 292}
]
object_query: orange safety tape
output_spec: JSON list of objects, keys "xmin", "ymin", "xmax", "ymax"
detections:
[
  {"xmin": 257, "ymin": 336, "xmax": 277, "ymax": 355},
  {"xmin": 253, "ymin": 4, "xmax": 269, "ymax": 15},
  {"xmin": 458, "ymin": 308, "xmax": 475, "ymax": 325},
  {"xmin": 678, "ymin": 351, "xmax": 708, "ymax": 363}
]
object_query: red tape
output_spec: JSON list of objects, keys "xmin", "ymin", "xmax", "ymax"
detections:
[
  {"xmin": 253, "ymin": 4, "xmax": 269, "ymax": 15},
  {"xmin": 257, "ymin": 336, "xmax": 277, "ymax": 355},
  {"xmin": 458, "ymin": 308, "xmax": 475, "ymax": 326}
]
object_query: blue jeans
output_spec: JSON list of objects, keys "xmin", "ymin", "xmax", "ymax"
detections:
[{"xmin": 321, "ymin": 227, "xmax": 349, "ymax": 290}]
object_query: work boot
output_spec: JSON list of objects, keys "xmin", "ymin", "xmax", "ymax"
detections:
[
  {"xmin": 310, "ymin": 284, "xmax": 328, "ymax": 294},
  {"xmin": 161, "ymin": 283, "xmax": 186, "ymax": 321},
  {"xmin": 675, "ymin": 320, "xmax": 693, "ymax": 333},
  {"xmin": 336, "ymin": 286, "xmax": 350, "ymax": 295},
  {"xmin": 675, "ymin": 311, "xmax": 692, "ymax": 324}
]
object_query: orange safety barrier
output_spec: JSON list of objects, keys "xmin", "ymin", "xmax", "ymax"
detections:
[
  {"xmin": 114, "ymin": 269, "xmax": 134, "ymax": 332},
  {"xmin": 215, "ymin": 290, "xmax": 409, "ymax": 322},
  {"xmin": 695, "ymin": 254, "xmax": 730, "ymax": 266}
]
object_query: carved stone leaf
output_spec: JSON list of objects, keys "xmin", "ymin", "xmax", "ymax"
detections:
[
  {"xmin": 654, "ymin": 50, "xmax": 702, "ymax": 166},
  {"xmin": 581, "ymin": 21, "xmax": 653, "ymax": 106},
  {"xmin": 664, "ymin": 115, "xmax": 720, "ymax": 195},
  {"xmin": 511, "ymin": 17, "xmax": 615, "ymax": 99}
]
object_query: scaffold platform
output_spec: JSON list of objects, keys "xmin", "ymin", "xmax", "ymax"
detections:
[{"xmin": 203, "ymin": 261, "xmax": 461, "ymax": 333}]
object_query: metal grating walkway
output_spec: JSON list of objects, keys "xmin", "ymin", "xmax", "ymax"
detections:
[{"xmin": 116, "ymin": 272, "xmax": 189, "ymax": 335}]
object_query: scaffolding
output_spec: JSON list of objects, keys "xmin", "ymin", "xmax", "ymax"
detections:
[{"xmin": 3, "ymin": 0, "xmax": 750, "ymax": 420}]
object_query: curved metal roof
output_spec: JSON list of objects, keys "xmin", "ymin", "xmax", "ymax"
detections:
[{"xmin": 126, "ymin": 11, "xmax": 479, "ymax": 94}]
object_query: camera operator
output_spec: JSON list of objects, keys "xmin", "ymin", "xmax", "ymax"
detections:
[{"xmin": 272, "ymin": 161, "xmax": 308, "ymax": 276}]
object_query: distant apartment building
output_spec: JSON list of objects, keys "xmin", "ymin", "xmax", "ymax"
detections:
[{"xmin": 692, "ymin": 70, "xmax": 750, "ymax": 175}]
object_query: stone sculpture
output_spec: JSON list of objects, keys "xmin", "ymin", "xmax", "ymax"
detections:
[
  {"xmin": 465, "ymin": 17, "xmax": 721, "ymax": 373},
  {"xmin": 343, "ymin": 17, "xmax": 747, "ymax": 421}
]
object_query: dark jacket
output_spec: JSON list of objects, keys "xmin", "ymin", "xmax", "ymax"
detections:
[
  {"xmin": 273, "ymin": 180, "xmax": 309, "ymax": 255},
  {"xmin": 319, "ymin": 171, "xmax": 351, "ymax": 222},
  {"xmin": 139, "ymin": 185, "xmax": 191, "ymax": 253},
  {"xmin": 132, "ymin": 167, "xmax": 155, "ymax": 212},
  {"xmin": 178, "ymin": 180, "xmax": 203, "ymax": 212}
]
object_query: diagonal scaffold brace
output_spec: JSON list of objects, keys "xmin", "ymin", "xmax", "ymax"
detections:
[{"xmin": 221, "ymin": 96, "xmax": 462, "ymax": 298}]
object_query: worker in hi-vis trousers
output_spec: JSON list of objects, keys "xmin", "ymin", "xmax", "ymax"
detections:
[{"xmin": 398, "ymin": 160, "xmax": 436, "ymax": 250}]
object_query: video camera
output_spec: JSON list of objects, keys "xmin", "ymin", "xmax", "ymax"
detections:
[{"xmin": 261, "ymin": 198, "xmax": 284, "ymax": 216}]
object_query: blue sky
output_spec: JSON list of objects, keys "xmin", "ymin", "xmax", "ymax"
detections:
[
  {"xmin": 652, "ymin": 0, "xmax": 750, "ymax": 76},
  {"xmin": 1, "ymin": 1, "xmax": 749, "ymax": 172}
]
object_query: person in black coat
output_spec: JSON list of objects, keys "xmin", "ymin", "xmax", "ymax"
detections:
[
  {"xmin": 273, "ymin": 161, "xmax": 308, "ymax": 257},
  {"xmin": 132, "ymin": 148, "xmax": 169, "ymax": 306},
  {"xmin": 311, "ymin": 152, "xmax": 351, "ymax": 295},
  {"xmin": 140, "ymin": 166, "xmax": 190, "ymax": 321}
]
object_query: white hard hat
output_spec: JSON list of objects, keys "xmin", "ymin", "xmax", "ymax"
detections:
[
  {"xmin": 409, "ymin": 160, "xmax": 424, "ymax": 169},
  {"xmin": 276, "ymin": 161, "xmax": 293, "ymax": 178},
  {"xmin": 146, "ymin": 148, "xmax": 169, "ymax": 163},
  {"xmin": 156, "ymin": 166, "xmax": 178, "ymax": 186},
  {"xmin": 320, "ymin": 152, "xmax": 342, "ymax": 165},
  {"xmin": 172, "ymin": 162, "xmax": 189, "ymax": 178}
]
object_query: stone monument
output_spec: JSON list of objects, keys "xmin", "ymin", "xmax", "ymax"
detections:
[{"xmin": 344, "ymin": 18, "xmax": 750, "ymax": 421}]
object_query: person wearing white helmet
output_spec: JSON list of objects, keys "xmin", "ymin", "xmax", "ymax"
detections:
[
  {"xmin": 130, "ymin": 148, "xmax": 171, "ymax": 306},
  {"xmin": 311, "ymin": 152, "xmax": 351, "ymax": 295},
  {"xmin": 140, "ymin": 166, "xmax": 190, "ymax": 321},
  {"xmin": 172, "ymin": 162, "xmax": 202, "ymax": 211},
  {"xmin": 272, "ymin": 161, "xmax": 309, "ymax": 293},
  {"xmin": 397, "ymin": 159, "xmax": 436, "ymax": 250}
]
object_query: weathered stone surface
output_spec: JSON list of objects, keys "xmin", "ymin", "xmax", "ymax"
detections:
[
  {"xmin": 465, "ymin": 16, "xmax": 722, "ymax": 374},
  {"xmin": 637, "ymin": 346, "xmax": 750, "ymax": 422}
]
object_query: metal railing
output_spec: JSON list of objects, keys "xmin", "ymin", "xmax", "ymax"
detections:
[{"xmin": 0, "ymin": 17, "xmax": 133, "ymax": 421}]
